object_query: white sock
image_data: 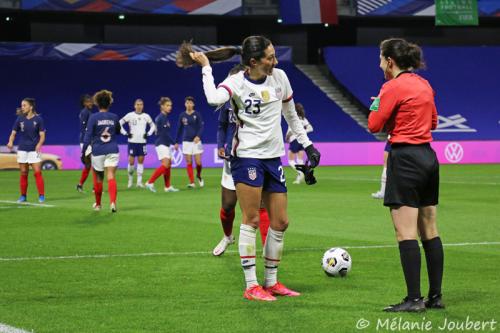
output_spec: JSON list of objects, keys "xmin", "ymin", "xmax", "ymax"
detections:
[
  {"xmin": 296, "ymin": 158, "xmax": 304, "ymax": 177},
  {"xmin": 137, "ymin": 164, "xmax": 144, "ymax": 184},
  {"xmin": 380, "ymin": 167, "xmax": 387, "ymax": 194},
  {"xmin": 239, "ymin": 224, "xmax": 258, "ymax": 289},
  {"xmin": 288, "ymin": 160, "xmax": 296, "ymax": 170},
  {"xmin": 127, "ymin": 164, "xmax": 135, "ymax": 181},
  {"xmin": 263, "ymin": 227, "xmax": 284, "ymax": 287}
]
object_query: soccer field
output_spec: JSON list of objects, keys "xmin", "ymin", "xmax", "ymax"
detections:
[{"xmin": 0, "ymin": 165, "xmax": 499, "ymax": 333}]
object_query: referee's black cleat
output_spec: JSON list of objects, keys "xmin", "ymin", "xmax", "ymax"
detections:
[
  {"xmin": 425, "ymin": 294, "xmax": 445, "ymax": 309},
  {"xmin": 383, "ymin": 297, "xmax": 426, "ymax": 312}
]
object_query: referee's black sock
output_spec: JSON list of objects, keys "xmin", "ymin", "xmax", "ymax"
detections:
[
  {"xmin": 399, "ymin": 239, "xmax": 421, "ymax": 299},
  {"xmin": 422, "ymin": 237, "xmax": 444, "ymax": 297}
]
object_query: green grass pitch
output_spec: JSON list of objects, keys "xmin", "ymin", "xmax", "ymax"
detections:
[{"xmin": 0, "ymin": 165, "xmax": 499, "ymax": 333}]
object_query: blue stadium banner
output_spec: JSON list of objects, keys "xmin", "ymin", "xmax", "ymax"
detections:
[{"xmin": 435, "ymin": 0, "xmax": 479, "ymax": 25}]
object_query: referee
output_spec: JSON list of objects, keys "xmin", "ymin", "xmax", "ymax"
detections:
[{"xmin": 368, "ymin": 38, "xmax": 444, "ymax": 312}]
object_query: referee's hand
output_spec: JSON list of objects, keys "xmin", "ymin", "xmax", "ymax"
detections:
[{"xmin": 305, "ymin": 144, "xmax": 321, "ymax": 168}]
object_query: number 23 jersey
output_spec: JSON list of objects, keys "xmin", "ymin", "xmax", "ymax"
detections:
[
  {"xmin": 84, "ymin": 112, "xmax": 120, "ymax": 156},
  {"xmin": 218, "ymin": 68, "xmax": 293, "ymax": 159}
]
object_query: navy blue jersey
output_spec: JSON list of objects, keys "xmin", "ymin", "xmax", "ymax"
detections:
[
  {"xmin": 12, "ymin": 115, "xmax": 45, "ymax": 151},
  {"xmin": 217, "ymin": 102, "xmax": 238, "ymax": 157},
  {"xmin": 154, "ymin": 112, "xmax": 174, "ymax": 146},
  {"xmin": 82, "ymin": 112, "xmax": 120, "ymax": 156},
  {"xmin": 79, "ymin": 107, "xmax": 93, "ymax": 143},
  {"xmin": 175, "ymin": 111, "xmax": 204, "ymax": 143}
]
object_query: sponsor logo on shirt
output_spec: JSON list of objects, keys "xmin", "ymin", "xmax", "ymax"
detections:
[
  {"xmin": 434, "ymin": 114, "xmax": 477, "ymax": 133},
  {"xmin": 444, "ymin": 142, "xmax": 464, "ymax": 163}
]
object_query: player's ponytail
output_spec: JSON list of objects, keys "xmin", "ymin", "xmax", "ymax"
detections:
[
  {"xmin": 93, "ymin": 90, "xmax": 113, "ymax": 110},
  {"xmin": 380, "ymin": 38, "xmax": 425, "ymax": 70}
]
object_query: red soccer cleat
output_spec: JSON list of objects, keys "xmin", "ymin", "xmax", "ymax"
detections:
[
  {"xmin": 264, "ymin": 282, "xmax": 301, "ymax": 297},
  {"xmin": 243, "ymin": 285, "xmax": 277, "ymax": 302}
]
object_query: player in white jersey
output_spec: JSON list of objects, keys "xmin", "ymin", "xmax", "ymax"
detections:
[
  {"xmin": 285, "ymin": 103, "xmax": 314, "ymax": 184},
  {"xmin": 181, "ymin": 36, "xmax": 321, "ymax": 302},
  {"xmin": 119, "ymin": 99, "xmax": 156, "ymax": 188}
]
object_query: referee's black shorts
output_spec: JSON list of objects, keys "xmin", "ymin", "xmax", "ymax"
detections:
[{"xmin": 384, "ymin": 143, "xmax": 439, "ymax": 208}]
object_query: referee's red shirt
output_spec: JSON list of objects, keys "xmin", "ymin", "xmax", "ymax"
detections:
[{"xmin": 368, "ymin": 72, "xmax": 438, "ymax": 144}]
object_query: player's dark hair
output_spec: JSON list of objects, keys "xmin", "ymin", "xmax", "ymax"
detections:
[
  {"xmin": 185, "ymin": 96, "xmax": 195, "ymax": 103},
  {"xmin": 93, "ymin": 90, "xmax": 113, "ymax": 110},
  {"xmin": 158, "ymin": 97, "xmax": 172, "ymax": 106},
  {"xmin": 176, "ymin": 36, "xmax": 272, "ymax": 68},
  {"xmin": 295, "ymin": 103, "xmax": 305, "ymax": 119},
  {"xmin": 80, "ymin": 94, "xmax": 92, "ymax": 108},
  {"xmin": 17, "ymin": 98, "xmax": 37, "ymax": 115},
  {"xmin": 228, "ymin": 63, "xmax": 246, "ymax": 76},
  {"xmin": 135, "ymin": 98, "xmax": 144, "ymax": 104},
  {"xmin": 380, "ymin": 38, "xmax": 425, "ymax": 70}
]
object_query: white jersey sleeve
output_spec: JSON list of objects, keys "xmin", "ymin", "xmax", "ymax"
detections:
[
  {"xmin": 119, "ymin": 113, "xmax": 131, "ymax": 136},
  {"xmin": 303, "ymin": 117, "xmax": 313, "ymax": 133},
  {"xmin": 202, "ymin": 65, "xmax": 231, "ymax": 106},
  {"xmin": 145, "ymin": 114, "xmax": 156, "ymax": 136},
  {"xmin": 282, "ymin": 100, "xmax": 312, "ymax": 149}
]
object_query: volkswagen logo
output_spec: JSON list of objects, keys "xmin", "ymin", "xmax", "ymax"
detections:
[
  {"xmin": 444, "ymin": 142, "xmax": 464, "ymax": 163},
  {"xmin": 170, "ymin": 147, "xmax": 184, "ymax": 167}
]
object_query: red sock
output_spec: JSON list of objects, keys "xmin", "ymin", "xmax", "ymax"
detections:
[
  {"xmin": 259, "ymin": 208, "xmax": 270, "ymax": 245},
  {"xmin": 20, "ymin": 174, "xmax": 28, "ymax": 196},
  {"xmin": 196, "ymin": 164, "xmax": 202, "ymax": 179},
  {"xmin": 79, "ymin": 167, "xmax": 90, "ymax": 186},
  {"xmin": 220, "ymin": 208, "xmax": 235, "ymax": 237},
  {"xmin": 34, "ymin": 171, "xmax": 45, "ymax": 196},
  {"xmin": 92, "ymin": 169, "xmax": 97, "ymax": 192},
  {"xmin": 186, "ymin": 163, "xmax": 194, "ymax": 183},
  {"xmin": 94, "ymin": 181, "xmax": 103, "ymax": 206},
  {"xmin": 163, "ymin": 167, "xmax": 171, "ymax": 188},
  {"xmin": 148, "ymin": 165, "xmax": 166, "ymax": 184},
  {"xmin": 108, "ymin": 179, "xmax": 117, "ymax": 204}
]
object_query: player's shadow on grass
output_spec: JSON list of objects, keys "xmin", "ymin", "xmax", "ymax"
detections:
[{"xmin": 72, "ymin": 213, "xmax": 120, "ymax": 226}]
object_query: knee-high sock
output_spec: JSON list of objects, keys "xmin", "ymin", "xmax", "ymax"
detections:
[
  {"xmin": 108, "ymin": 179, "xmax": 117, "ymax": 204},
  {"xmin": 220, "ymin": 208, "xmax": 235, "ymax": 237},
  {"xmin": 136, "ymin": 164, "xmax": 144, "ymax": 184},
  {"xmin": 196, "ymin": 164, "xmax": 202, "ymax": 179},
  {"xmin": 288, "ymin": 160, "xmax": 296, "ymax": 171},
  {"xmin": 148, "ymin": 165, "xmax": 166, "ymax": 184},
  {"xmin": 380, "ymin": 167, "xmax": 387, "ymax": 194},
  {"xmin": 239, "ymin": 224, "xmax": 258, "ymax": 289},
  {"xmin": 399, "ymin": 240, "xmax": 421, "ymax": 299},
  {"xmin": 20, "ymin": 174, "xmax": 28, "ymax": 196},
  {"xmin": 422, "ymin": 237, "xmax": 444, "ymax": 297},
  {"xmin": 259, "ymin": 208, "xmax": 270, "ymax": 245},
  {"xmin": 79, "ymin": 166, "xmax": 90, "ymax": 186},
  {"xmin": 94, "ymin": 181, "xmax": 103, "ymax": 206},
  {"xmin": 163, "ymin": 167, "xmax": 171, "ymax": 188},
  {"xmin": 92, "ymin": 169, "xmax": 97, "ymax": 192},
  {"xmin": 127, "ymin": 164, "xmax": 135, "ymax": 181},
  {"xmin": 264, "ymin": 228, "xmax": 284, "ymax": 287},
  {"xmin": 34, "ymin": 171, "xmax": 45, "ymax": 196},
  {"xmin": 186, "ymin": 163, "xmax": 194, "ymax": 183}
]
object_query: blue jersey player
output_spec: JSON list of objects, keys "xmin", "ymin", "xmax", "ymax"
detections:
[
  {"xmin": 76, "ymin": 94, "xmax": 95, "ymax": 193},
  {"xmin": 174, "ymin": 96, "xmax": 204, "ymax": 188},
  {"xmin": 7, "ymin": 98, "xmax": 46, "ymax": 203},
  {"xmin": 82, "ymin": 90, "xmax": 121, "ymax": 212}
]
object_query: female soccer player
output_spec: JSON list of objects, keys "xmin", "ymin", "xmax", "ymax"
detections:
[
  {"xmin": 76, "ymin": 94, "xmax": 95, "ymax": 193},
  {"xmin": 145, "ymin": 97, "xmax": 179, "ymax": 193},
  {"xmin": 371, "ymin": 141, "xmax": 391, "ymax": 199},
  {"xmin": 82, "ymin": 90, "xmax": 121, "ymax": 212},
  {"xmin": 213, "ymin": 94, "xmax": 270, "ymax": 257},
  {"xmin": 7, "ymin": 98, "xmax": 46, "ymax": 203},
  {"xmin": 120, "ymin": 99, "xmax": 156, "ymax": 188},
  {"xmin": 368, "ymin": 38, "xmax": 444, "ymax": 312},
  {"xmin": 182, "ymin": 36, "xmax": 320, "ymax": 301},
  {"xmin": 285, "ymin": 102, "xmax": 314, "ymax": 184},
  {"xmin": 174, "ymin": 96, "xmax": 204, "ymax": 188}
]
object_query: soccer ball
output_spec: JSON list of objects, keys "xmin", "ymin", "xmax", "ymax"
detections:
[{"xmin": 322, "ymin": 248, "xmax": 352, "ymax": 277}]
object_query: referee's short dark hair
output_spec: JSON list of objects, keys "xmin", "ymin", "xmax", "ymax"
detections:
[{"xmin": 185, "ymin": 96, "xmax": 195, "ymax": 103}]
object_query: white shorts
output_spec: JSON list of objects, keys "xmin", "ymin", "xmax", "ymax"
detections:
[
  {"xmin": 182, "ymin": 141, "xmax": 203, "ymax": 155},
  {"xmin": 155, "ymin": 145, "xmax": 172, "ymax": 160},
  {"xmin": 17, "ymin": 151, "xmax": 41, "ymax": 164},
  {"xmin": 221, "ymin": 160, "xmax": 235, "ymax": 191},
  {"xmin": 79, "ymin": 143, "xmax": 92, "ymax": 156},
  {"xmin": 92, "ymin": 153, "xmax": 119, "ymax": 172}
]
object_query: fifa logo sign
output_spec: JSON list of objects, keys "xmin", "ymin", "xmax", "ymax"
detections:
[{"xmin": 444, "ymin": 142, "xmax": 464, "ymax": 163}]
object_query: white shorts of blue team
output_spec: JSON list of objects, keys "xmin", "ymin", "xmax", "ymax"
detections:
[
  {"xmin": 79, "ymin": 143, "xmax": 92, "ymax": 156},
  {"xmin": 182, "ymin": 141, "xmax": 203, "ymax": 155},
  {"xmin": 155, "ymin": 145, "xmax": 172, "ymax": 160},
  {"xmin": 17, "ymin": 151, "xmax": 41, "ymax": 164},
  {"xmin": 91, "ymin": 153, "xmax": 119, "ymax": 172},
  {"xmin": 221, "ymin": 159, "xmax": 235, "ymax": 191}
]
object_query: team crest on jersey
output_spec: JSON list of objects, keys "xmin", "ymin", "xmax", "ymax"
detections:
[
  {"xmin": 248, "ymin": 167, "xmax": 257, "ymax": 181},
  {"xmin": 261, "ymin": 90, "xmax": 270, "ymax": 102},
  {"xmin": 182, "ymin": 117, "xmax": 188, "ymax": 125},
  {"xmin": 275, "ymin": 87, "xmax": 282, "ymax": 99}
]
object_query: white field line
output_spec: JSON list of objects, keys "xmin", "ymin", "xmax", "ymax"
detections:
[
  {"xmin": 0, "ymin": 323, "xmax": 33, "ymax": 333},
  {"xmin": 0, "ymin": 242, "xmax": 499, "ymax": 263},
  {"xmin": 0, "ymin": 200, "xmax": 55, "ymax": 208}
]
